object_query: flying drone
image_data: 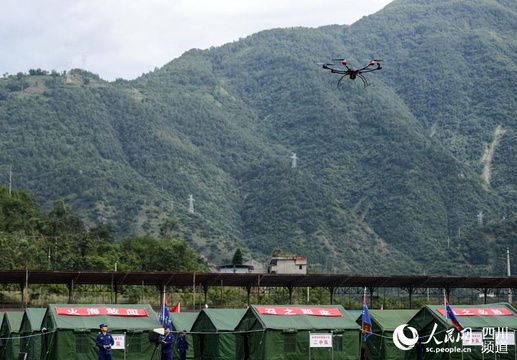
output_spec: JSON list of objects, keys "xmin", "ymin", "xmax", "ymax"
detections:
[{"xmin": 320, "ymin": 58, "xmax": 382, "ymax": 87}]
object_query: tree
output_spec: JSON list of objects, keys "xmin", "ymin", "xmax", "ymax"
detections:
[
  {"xmin": 119, "ymin": 235, "xmax": 205, "ymax": 272},
  {"xmin": 0, "ymin": 186, "xmax": 41, "ymax": 233},
  {"xmin": 159, "ymin": 218, "xmax": 178, "ymax": 238},
  {"xmin": 39, "ymin": 200, "xmax": 88, "ymax": 270},
  {"xmin": 231, "ymin": 248, "xmax": 243, "ymax": 265}
]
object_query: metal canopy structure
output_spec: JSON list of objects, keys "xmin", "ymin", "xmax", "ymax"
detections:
[
  {"xmin": 1, "ymin": 269, "xmax": 515, "ymax": 288},
  {"xmin": 0, "ymin": 270, "xmax": 514, "ymax": 308}
]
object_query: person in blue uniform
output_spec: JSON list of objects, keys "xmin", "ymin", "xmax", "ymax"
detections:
[
  {"xmin": 160, "ymin": 326, "xmax": 174, "ymax": 360},
  {"xmin": 96, "ymin": 323, "xmax": 115, "ymax": 360},
  {"xmin": 177, "ymin": 330, "xmax": 189, "ymax": 360}
]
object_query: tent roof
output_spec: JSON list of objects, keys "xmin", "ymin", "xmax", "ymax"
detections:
[
  {"xmin": 20, "ymin": 308, "xmax": 46, "ymax": 333},
  {"xmin": 0, "ymin": 311, "xmax": 24, "ymax": 334},
  {"xmin": 412, "ymin": 302, "xmax": 517, "ymax": 330},
  {"xmin": 170, "ymin": 312, "xmax": 198, "ymax": 332},
  {"xmin": 45, "ymin": 304, "xmax": 160, "ymax": 331},
  {"xmin": 191, "ymin": 309, "xmax": 246, "ymax": 332},
  {"xmin": 237, "ymin": 305, "xmax": 360, "ymax": 331},
  {"xmin": 357, "ymin": 310, "xmax": 418, "ymax": 332}
]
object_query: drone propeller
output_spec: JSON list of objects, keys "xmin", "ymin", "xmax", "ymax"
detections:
[
  {"xmin": 333, "ymin": 58, "xmax": 383, "ymax": 62},
  {"xmin": 332, "ymin": 58, "xmax": 348, "ymax": 65},
  {"xmin": 317, "ymin": 63, "xmax": 335, "ymax": 71},
  {"xmin": 342, "ymin": 59, "xmax": 347, "ymax": 66}
]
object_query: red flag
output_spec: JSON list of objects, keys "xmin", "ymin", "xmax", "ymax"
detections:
[{"xmin": 171, "ymin": 302, "xmax": 181, "ymax": 313}]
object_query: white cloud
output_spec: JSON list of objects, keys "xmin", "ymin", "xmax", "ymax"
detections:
[{"xmin": 0, "ymin": 0, "xmax": 392, "ymax": 80}]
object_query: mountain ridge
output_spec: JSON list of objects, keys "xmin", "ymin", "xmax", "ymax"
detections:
[{"xmin": 1, "ymin": 0, "xmax": 516, "ymax": 275}]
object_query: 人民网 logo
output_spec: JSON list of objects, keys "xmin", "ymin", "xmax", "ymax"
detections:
[{"xmin": 393, "ymin": 324, "xmax": 419, "ymax": 351}]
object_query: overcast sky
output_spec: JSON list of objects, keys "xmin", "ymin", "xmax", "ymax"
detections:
[{"xmin": 1, "ymin": 0, "xmax": 392, "ymax": 81}]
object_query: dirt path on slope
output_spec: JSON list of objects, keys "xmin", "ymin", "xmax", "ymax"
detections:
[{"xmin": 481, "ymin": 124, "xmax": 505, "ymax": 187}]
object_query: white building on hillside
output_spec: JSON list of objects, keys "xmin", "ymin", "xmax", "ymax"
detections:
[{"xmin": 268, "ymin": 255, "xmax": 307, "ymax": 274}]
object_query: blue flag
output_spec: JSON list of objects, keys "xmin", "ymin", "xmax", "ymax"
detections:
[
  {"xmin": 445, "ymin": 299, "xmax": 464, "ymax": 333},
  {"xmin": 159, "ymin": 294, "xmax": 172, "ymax": 330},
  {"xmin": 362, "ymin": 298, "xmax": 372, "ymax": 341}
]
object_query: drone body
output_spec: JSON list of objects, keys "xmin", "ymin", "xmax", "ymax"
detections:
[{"xmin": 321, "ymin": 58, "xmax": 382, "ymax": 87}]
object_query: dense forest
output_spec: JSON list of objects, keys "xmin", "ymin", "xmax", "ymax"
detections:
[
  {"xmin": 0, "ymin": 186, "xmax": 207, "ymax": 272},
  {"xmin": 1, "ymin": 0, "xmax": 516, "ymax": 275}
]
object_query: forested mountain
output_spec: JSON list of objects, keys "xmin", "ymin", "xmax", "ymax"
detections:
[{"xmin": 1, "ymin": 0, "xmax": 516, "ymax": 275}]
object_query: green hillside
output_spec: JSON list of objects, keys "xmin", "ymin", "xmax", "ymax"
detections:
[{"xmin": 0, "ymin": 0, "xmax": 516, "ymax": 275}]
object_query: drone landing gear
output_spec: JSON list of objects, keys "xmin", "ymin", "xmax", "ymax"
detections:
[{"xmin": 337, "ymin": 74, "xmax": 369, "ymax": 88}]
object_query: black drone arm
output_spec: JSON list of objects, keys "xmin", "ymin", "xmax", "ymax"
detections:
[
  {"xmin": 361, "ymin": 62, "xmax": 382, "ymax": 72},
  {"xmin": 323, "ymin": 65, "xmax": 349, "ymax": 75},
  {"xmin": 331, "ymin": 69, "xmax": 350, "ymax": 75}
]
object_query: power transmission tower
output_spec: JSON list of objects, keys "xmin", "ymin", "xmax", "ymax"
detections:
[
  {"xmin": 477, "ymin": 211, "xmax": 484, "ymax": 225},
  {"xmin": 66, "ymin": 60, "xmax": 72, "ymax": 83},
  {"xmin": 3, "ymin": 164, "xmax": 13, "ymax": 195},
  {"xmin": 188, "ymin": 194, "xmax": 194, "ymax": 213},
  {"xmin": 291, "ymin": 153, "xmax": 298, "ymax": 168}
]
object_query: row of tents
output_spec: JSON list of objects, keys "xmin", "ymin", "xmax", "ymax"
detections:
[{"xmin": 1, "ymin": 302, "xmax": 517, "ymax": 359}]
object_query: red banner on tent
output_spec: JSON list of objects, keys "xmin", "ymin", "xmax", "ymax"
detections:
[
  {"xmin": 55, "ymin": 307, "xmax": 148, "ymax": 316},
  {"xmin": 436, "ymin": 307, "xmax": 513, "ymax": 316},
  {"xmin": 255, "ymin": 306, "xmax": 341, "ymax": 316}
]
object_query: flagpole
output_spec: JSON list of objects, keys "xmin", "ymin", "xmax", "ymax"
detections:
[
  {"xmin": 361, "ymin": 287, "xmax": 367, "ymax": 358},
  {"xmin": 360, "ymin": 302, "xmax": 364, "ymax": 359},
  {"xmin": 361, "ymin": 287, "xmax": 366, "ymax": 345},
  {"xmin": 162, "ymin": 285, "xmax": 166, "ymax": 322},
  {"xmin": 442, "ymin": 289, "xmax": 446, "ymax": 311},
  {"xmin": 442, "ymin": 289, "xmax": 452, "ymax": 356}
]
